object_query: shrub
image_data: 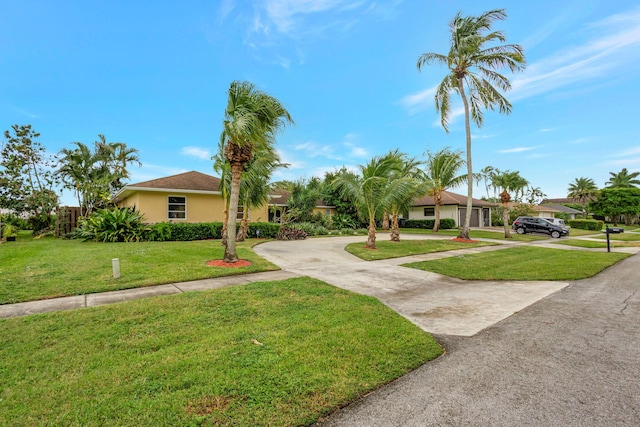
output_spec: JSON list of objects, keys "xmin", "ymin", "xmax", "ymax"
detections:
[
  {"xmin": 158, "ymin": 222, "xmax": 223, "ymax": 241},
  {"xmin": 568, "ymin": 219, "xmax": 604, "ymax": 231},
  {"xmin": 277, "ymin": 227, "xmax": 308, "ymax": 240},
  {"xmin": 403, "ymin": 218, "xmax": 455, "ymax": 229},
  {"xmin": 288, "ymin": 222, "xmax": 328, "ymax": 236}
]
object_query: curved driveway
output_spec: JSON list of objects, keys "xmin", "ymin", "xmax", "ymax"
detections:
[
  {"xmin": 258, "ymin": 234, "xmax": 640, "ymax": 426},
  {"xmin": 255, "ymin": 234, "xmax": 568, "ymax": 336}
]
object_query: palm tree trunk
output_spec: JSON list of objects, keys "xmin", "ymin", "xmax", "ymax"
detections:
[
  {"xmin": 224, "ymin": 163, "xmax": 243, "ymax": 263},
  {"xmin": 433, "ymin": 193, "xmax": 442, "ymax": 232},
  {"xmin": 221, "ymin": 207, "xmax": 228, "ymax": 246},
  {"xmin": 458, "ymin": 80, "xmax": 473, "ymax": 240},
  {"xmin": 366, "ymin": 217, "xmax": 377, "ymax": 249},
  {"xmin": 382, "ymin": 212, "xmax": 390, "ymax": 230},
  {"xmin": 390, "ymin": 213, "xmax": 400, "ymax": 242},
  {"xmin": 502, "ymin": 205, "xmax": 511, "ymax": 238}
]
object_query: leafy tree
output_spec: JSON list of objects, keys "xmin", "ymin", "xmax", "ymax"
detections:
[
  {"xmin": 525, "ymin": 186, "xmax": 546, "ymax": 205},
  {"xmin": 491, "ymin": 170, "xmax": 529, "ymax": 237},
  {"xmin": 220, "ymin": 80, "xmax": 293, "ymax": 263},
  {"xmin": 0, "ymin": 125, "xmax": 59, "ymax": 232},
  {"xmin": 387, "ymin": 152, "xmax": 424, "ymax": 241},
  {"xmin": 285, "ymin": 177, "xmax": 323, "ymax": 223},
  {"xmin": 567, "ymin": 177, "xmax": 598, "ymax": 218},
  {"xmin": 589, "ymin": 188, "xmax": 640, "ymax": 225},
  {"xmin": 321, "ymin": 168, "xmax": 361, "ymax": 224},
  {"xmin": 605, "ymin": 168, "xmax": 640, "ymax": 189},
  {"xmin": 333, "ymin": 151, "xmax": 415, "ymax": 249},
  {"xmin": 423, "ymin": 148, "xmax": 466, "ymax": 232},
  {"xmin": 417, "ymin": 9, "xmax": 525, "ymax": 240}
]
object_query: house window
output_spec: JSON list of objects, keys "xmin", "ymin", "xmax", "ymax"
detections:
[
  {"xmin": 237, "ymin": 205, "xmax": 244, "ymax": 220},
  {"xmin": 168, "ymin": 196, "xmax": 186, "ymax": 219},
  {"xmin": 325, "ymin": 209, "xmax": 332, "ymax": 216},
  {"xmin": 424, "ymin": 207, "xmax": 435, "ymax": 216}
]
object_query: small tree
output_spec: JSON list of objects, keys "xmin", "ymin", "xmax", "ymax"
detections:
[{"xmin": 589, "ymin": 188, "xmax": 640, "ymax": 225}]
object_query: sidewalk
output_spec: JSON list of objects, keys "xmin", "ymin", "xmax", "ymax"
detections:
[{"xmin": 0, "ymin": 270, "xmax": 300, "ymax": 319}]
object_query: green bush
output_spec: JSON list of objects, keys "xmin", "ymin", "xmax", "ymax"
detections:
[
  {"xmin": 248, "ymin": 222, "xmax": 280, "ymax": 239},
  {"xmin": 157, "ymin": 222, "xmax": 223, "ymax": 241},
  {"xmin": 568, "ymin": 219, "xmax": 604, "ymax": 231},
  {"xmin": 289, "ymin": 222, "xmax": 328, "ymax": 236},
  {"xmin": 403, "ymin": 218, "xmax": 455, "ymax": 229}
]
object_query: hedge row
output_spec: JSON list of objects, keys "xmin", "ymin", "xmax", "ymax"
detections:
[
  {"xmin": 148, "ymin": 222, "xmax": 281, "ymax": 241},
  {"xmin": 567, "ymin": 219, "xmax": 604, "ymax": 231},
  {"xmin": 403, "ymin": 218, "xmax": 456, "ymax": 229}
]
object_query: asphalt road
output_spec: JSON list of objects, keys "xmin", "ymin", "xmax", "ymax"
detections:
[{"xmin": 316, "ymin": 251, "xmax": 640, "ymax": 426}]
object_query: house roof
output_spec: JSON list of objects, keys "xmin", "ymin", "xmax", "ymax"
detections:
[
  {"xmin": 114, "ymin": 171, "xmax": 222, "ymax": 202},
  {"xmin": 541, "ymin": 202, "xmax": 582, "ymax": 214},
  {"xmin": 412, "ymin": 191, "xmax": 496, "ymax": 207}
]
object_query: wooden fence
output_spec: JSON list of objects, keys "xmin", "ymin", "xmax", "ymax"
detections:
[{"xmin": 55, "ymin": 206, "xmax": 82, "ymax": 237}]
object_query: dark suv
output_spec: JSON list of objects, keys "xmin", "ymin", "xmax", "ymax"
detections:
[{"xmin": 512, "ymin": 216, "xmax": 569, "ymax": 238}]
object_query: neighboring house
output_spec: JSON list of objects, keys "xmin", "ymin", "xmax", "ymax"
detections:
[
  {"xmin": 114, "ymin": 171, "xmax": 269, "ymax": 223},
  {"xmin": 540, "ymin": 202, "xmax": 582, "ymax": 220},
  {"xmin": 267, "ymin": 188, "xmax": 336, "ymax": 223},
  {"xmin": 408, "ymin": 191, "xmax": 496, "ymax": 227}
]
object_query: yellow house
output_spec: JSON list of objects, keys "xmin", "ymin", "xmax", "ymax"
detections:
[{"xmin": 114, "ymin": 171, "xmax": 269, "ymax": 223}]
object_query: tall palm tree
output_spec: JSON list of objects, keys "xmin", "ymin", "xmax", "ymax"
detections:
[
  {"xmin": 417, "ymin": 9, "xmax": 525, "ymax": 240},
  {"xmin": 333, "ymin": 151, "xmax": 413, "ymax": 249},
  {"xmin": 491, "ymin": 170, "xmax": 528, "ymax": 238},
  {"xmin": 423, "ymin": 148, "xmax": 467, "ymax": 232},
  {"xmin": 220, "ymin": 81, "xmax": 293, "ymax": 263},
  {"xmin": 567, "ymin": 177, "xmax": 598, "ymax": 218},
  {"xmin": 606, "ymin": 168, "xmax": 640, "ymax": 189}
]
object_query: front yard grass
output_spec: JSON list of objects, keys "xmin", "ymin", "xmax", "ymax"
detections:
[
  {"xmin": 550, "ymin": 239, "xmax": 640, "ymax": 249},
  {"xmin": 345, "ymin": 239, "xmax": 497, "ymax": 261},
  {"xmin": 403, "ymin": 246, "xmax": 630, "ymax": 280},
  {"xmin": 399, "ymin": 228, "xmax": 550, "ymax": 241},
  {"xmin": 0, "ymin": 277, "xmax": 443, "ymax": 427},
  {"xmin": 591, "ymin": 232, "xmax": 640, "ymax": 241},
  {"xmin": 0, "ymin": 233, "xmax": 278, "ymax": 304}
]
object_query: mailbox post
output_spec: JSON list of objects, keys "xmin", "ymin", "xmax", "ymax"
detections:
[{"xmin": 604, "ymin": 227, "xmax": 624, "ymax": 252}]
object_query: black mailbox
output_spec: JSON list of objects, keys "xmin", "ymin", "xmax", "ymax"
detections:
[{"xmin": 606, "ymin": 227, "xmax": 624, "ymax": 234}]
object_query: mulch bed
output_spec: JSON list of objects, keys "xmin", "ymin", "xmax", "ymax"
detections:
[
  {"xmin": 451, "ymin": 237, "xmax": 478, "ymax": 243},
  {"xmin": 206, "ymin": 259, "xmax": 253, "ymax": 268}
]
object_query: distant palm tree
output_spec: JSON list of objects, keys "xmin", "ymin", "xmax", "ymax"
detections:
[
  {"xmin": 386, "ymin": 151, "xmax": 424, "ymax": 242},
  {"xmin": 606, "ymin": 168, "xmax": 640, "ymax": 189},
  {"xmin": 417, "ymin": 9, "xmax": 525, "ymax": 240},
  {"xmin": 567, "ymin": 177, "xmax": 598, "ymax": 218},
  {"xmin": 220, "ymin": 81, "xmax": 293, "ymax": 263},
  {"xmin": 491, "ymin": 170, "xmax": 529, "ymax": 238},
  {"xmin": 333, "ymin": 151, "xmax": 414, "ymax": 249},
  {"xmin": 423, "ymin": 148, "xmax": 466, "ymax": 232}
]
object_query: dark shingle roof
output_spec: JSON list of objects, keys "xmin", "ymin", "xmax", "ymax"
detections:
[{"xmin": 128, "ymin": 171, "xmax": 221, "ymax": 191}]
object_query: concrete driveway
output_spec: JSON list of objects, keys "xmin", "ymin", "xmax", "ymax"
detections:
[
  {"xmin": 254, "ymin": 234, "xmax": 568, "ymax": 336},
  {"xmin": 315, "ymin": 243, "xmax": 640, "ymax": 426}
]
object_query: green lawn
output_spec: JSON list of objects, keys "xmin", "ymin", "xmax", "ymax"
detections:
[
  {"xmin": 345, "ymin": 239, "xmax": 497, "ymax": 261},
  {"xmin": 403, "ymin": 246, "xmax": 630, "ymax": 280},
  {"xmin": 591, "ymin": 232, "xmax": 640, "ymax": 241},
  {"xmin": 398, "ymin": 228, "xmax": 550, "ymax": 241},
  {"xmin": 0, "ymin": 277, "xmax": 443, "ymax": 426},
  {"xmin": 0, "ymin": 233, "xmax": 278, "ymax": 304},
  {"xmin": 550, "ymin": 239, "xmax": 640, "ymax": 249}
]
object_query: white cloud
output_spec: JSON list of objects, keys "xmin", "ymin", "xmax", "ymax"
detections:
[
  {"xmin": 399, "ymin": 87, "xmax": 436, "ymax": 115},
  {"xmin": 180, "ymin": 146, "xmax": 211, "ymax": 160},
  {"xmin": 498, "ymin": 147, "xmax": 536, "ymax": 154}
]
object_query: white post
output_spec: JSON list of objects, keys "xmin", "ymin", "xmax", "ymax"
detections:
[{"xmin": 112, "ymin": 258, "xmax": 121, "ymax": 279}]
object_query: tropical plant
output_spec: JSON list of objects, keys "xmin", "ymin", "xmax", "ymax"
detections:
[
  {"xmin": 386, "ymin": 151, "xmax": 424, "ymax": 241},
  {"xmin": 567, "ymin": 177, "xmax": 598, "ymax": 218},
  {"xmin": 423, "ymin": 148, "xmax": 466, "ymax": 232},
  {"xmin": 605, "ymin": 168, "xmax": 640, "ymax": 189},
  {"xmin": 491, "ymin": 170, "xmax": 529, "ymax": 237},
  {"xmin": 57, "ymin": 136, "xmax": 140, "ymax": 217},
  {"xmin": 589, "ymin": 188, "xmax": 640, "ymax": 226},
  {"xmin": 333, "ymin": 151, "xmax": 415, "ymax": 249},
  {"xmin": 219, "ymin": 80, "xmax": 293, "ymax": 262},
  {"xmin": 74, "ymin": 207, "xmax": 148, "ymax": 242},
  {"xmin": 416, "ymin": 9, "xmax": 525, "ymax": 240}
]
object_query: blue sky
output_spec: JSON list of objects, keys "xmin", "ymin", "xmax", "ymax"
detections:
[{"xmin": 2, "ymin": 0, "xmax": 640, "ymax": 206}]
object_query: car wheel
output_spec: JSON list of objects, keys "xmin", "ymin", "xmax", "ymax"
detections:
[
  {"xmin": 551, "ymin": 230, "xmax": 560, "ymax": 238},
  {"xmin": 516, "ymin": 227, "xmax": 526, "ymax": 235}
]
